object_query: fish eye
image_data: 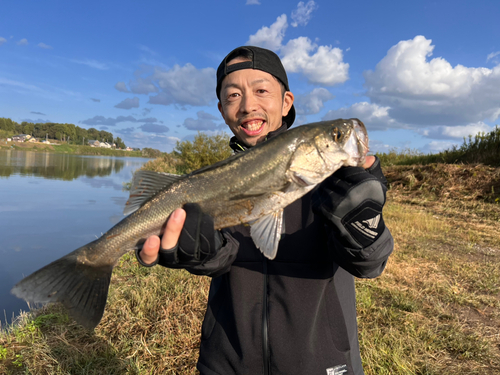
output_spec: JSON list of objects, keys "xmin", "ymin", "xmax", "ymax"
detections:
[{"xmin": 332, "ymin": 127, "xmax": 344, "ymax": 142}]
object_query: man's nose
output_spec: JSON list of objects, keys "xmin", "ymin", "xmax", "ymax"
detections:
[{"xmin": 239, "ymin": 93, "xmax": 259, "ymax": 114}]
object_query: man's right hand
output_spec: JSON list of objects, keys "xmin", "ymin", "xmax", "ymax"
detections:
[
  {"xmin": 139, "ymin": 208, "xmax": 186, "ymax": 265},
  {"xmin": 136, "ymin": 204, "xmax": 223, "ymax": 268}
]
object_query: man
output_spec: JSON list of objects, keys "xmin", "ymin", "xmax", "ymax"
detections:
[{"xmin": 136, "ymin": 46, "xmax": 394, "ymax": 375}]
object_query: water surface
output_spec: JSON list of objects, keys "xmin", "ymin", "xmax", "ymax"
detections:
[{"xmin": 0, "ymin": 150, "xmax": 151, "ymax": 327}]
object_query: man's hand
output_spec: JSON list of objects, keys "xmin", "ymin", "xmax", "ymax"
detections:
[
  {"xmin": 363, "ymin": 155, "xmax": 375, "ymax": 169},
  {"xmin": 312, "ymin": 156, "xmax": 388, "ymax": 249},
  {"xmin": 136, "ymin": 204, "xmax": 223, "ymax": 268},
  {"xmin": 139, "ymin": 208, "xmax": 186, "ymax": 265}
]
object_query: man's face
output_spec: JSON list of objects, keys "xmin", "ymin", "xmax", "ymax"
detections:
[{"xmin": 218, "ymin": 58, "xmax": 294, "ymax": 147}]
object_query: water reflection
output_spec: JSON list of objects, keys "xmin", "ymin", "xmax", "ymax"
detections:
[
  {"xmin": 0, "ymin": 150, "xmax": 125, "ymax": 180},
  {"xmin": 0, "ymin": 150, "xmax": 151, "ymax": 328}
]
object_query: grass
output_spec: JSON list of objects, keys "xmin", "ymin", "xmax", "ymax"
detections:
[
  {"xmin": 1, "ymin": 158, "xmax": 499, "ymax": 373},
  {"xmin": 376, "ymin": 125, "xmax": 500, "ymax": 167},
  {"xmin": 0, "ymin": 141, "xmax": 144, "ymax": 158},
  {"xmin": 357, "ymin": 195, "xmax": 500, "ymax": 374}
]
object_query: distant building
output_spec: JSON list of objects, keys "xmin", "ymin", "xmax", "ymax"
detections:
[
  {"xmin": 88, "ymin": 140, "xmax": 100, "ymax": 147},
  {"xmin": 7, "ymin": 138, "xmax": 12, "ymax": 142},
  {"xmin": 102, "ymin": 142, "xmax": 112, "ymax": 149},
  {"xmin": 12, "ymin": 134, "xmax": 31, "ymax": 142}
]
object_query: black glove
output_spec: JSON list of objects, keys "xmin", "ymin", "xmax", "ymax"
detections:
[
  {"xmin": 136, "ymin": 203, "xmax": 224, "ymax": 268},
  {"xmin": 313, "ymin": 158, "xmax": 387, "ymax": 249}
]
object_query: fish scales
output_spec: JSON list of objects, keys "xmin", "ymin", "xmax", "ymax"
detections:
[{"xmin": 11, "ymin": 118, "xmax": 369, "ymax": 329}]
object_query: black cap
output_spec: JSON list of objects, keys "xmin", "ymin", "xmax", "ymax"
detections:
[{"xmin": 216, "ymin": 46, "xmax": 296, "ymax": 128}]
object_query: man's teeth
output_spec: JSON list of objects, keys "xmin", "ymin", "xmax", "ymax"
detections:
[{"xmin": 244, "ymin": 121, "xmax": 264, "ymax": 131}]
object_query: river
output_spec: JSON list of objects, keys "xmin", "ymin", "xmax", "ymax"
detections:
[{"xmin": 0, "ymin": 150, "xmax": 152, "ymax": 327}]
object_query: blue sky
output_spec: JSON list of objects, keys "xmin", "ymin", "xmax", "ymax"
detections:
[{"xmin": 1, "ymin": 0, "xmax": 499, "ymax": 153}]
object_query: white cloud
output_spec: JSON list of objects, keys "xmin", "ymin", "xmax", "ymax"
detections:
[
  {"xmin": 115, "ymin": 81, "xmax": 129, "ymax": 93},
  {"xmin": 138, "ymin": 44, "xmax": 158, "ymax": 56},
  {"xmin": 367, "ymin": 139, "xmax": 393, "ymax": 154},
  {"xmin": 418, "ymin": 122, "xmax": 492, "ymax": 140},
  {"xmin": 81, "ymin": 115, "xmax": 160, "ymax": 126},
  {"xmin": 422, "ymin": 140, "xmax": 458, "ymax": 153},
  {"xmin": 246, "ymin": 0, "xmax": 261, "ymax": 4},
  {"xmin": 183, "ymin": 111, "xmax": 221, "ymax": 131},
  {"xmin": 0, "ymin": 77, "xmax": 47, "ymax": 96},
  {"xmin": 115, "ymin": 97, "xmax": 140, "ymax": 110},
  {"xmin": 146, "ymin": 64, "xmax": 216, "ymax": 107},
  {"xmin": 322, "ymin": 102, "xmax": 402, "ymax": 131},
  {"xmin": 139, "ymin": 123, "xmax": 170, "ymax": 133},
  {"xmin": 291, "ymin": 1, "xmax": 318, "ymax": 27},
  {"xmin": 363, "ymin": 35, "xmax": 500, "ymax": 126},
  {"xmin": 17, "ymin": 38, "xmax": 28, "ymax": 46},
  {"xmin": 246, "ymin": 14, "xmax": 288, "ymax": 52},
  {"xmin": 486, "ymin": 51, "xmax": 500, "ymax": 62},
  {"xmin": 0, "ymin": 37, "xmax": 6, "ymax": 46},
  {"xmin": 294, "ymin": 88, "xmax": 334, "ymax": 115},
  {"xmin": 281, "ymin": 37, "xmax": 349, "ymax": 85},
  {"xmin": 122, "ymin": 132, "xmax": 180, "ymax": 153},
  {"xmin": 38, "ymin": 42, "xmax": 53, "ymax": 49},
  {"xmin": 69, "ymin": 58, "xmax": 108, "ymax": 70},
  {"xmin": 129, "ymin": 77, "xmax": 158, "ymax": 95}
]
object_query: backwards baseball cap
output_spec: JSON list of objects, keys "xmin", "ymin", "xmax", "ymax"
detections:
[{"xmin": 216, "ymin": 46, "xmax": 296, "ymax": 128}]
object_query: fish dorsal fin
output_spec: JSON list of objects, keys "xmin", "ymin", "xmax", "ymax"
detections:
[
  {"xmin": 250, "ymin": 209, "xmax": 285, "ymax": 260},
  {"xmin": 124, "ymin": 170, "xmax": 182, "ymax": 215}
]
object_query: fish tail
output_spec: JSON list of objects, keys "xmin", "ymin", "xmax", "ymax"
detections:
[{"xmin": 11, "ymin": 245, "xmax": 113, "ymax": 330}]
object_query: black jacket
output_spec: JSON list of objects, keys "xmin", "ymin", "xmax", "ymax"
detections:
[{"xmin": 187, "ymin": 171, "xmax": 393, "ymax": 375}]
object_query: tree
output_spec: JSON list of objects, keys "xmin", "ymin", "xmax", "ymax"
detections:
[
  {"xmin": 115, "ymin": 137, "xmax": 126, "ymax": 149},
  {"xmin": 175, "ymin": 132, "xmax": 231, "ymax": 173},
  {"xmin": 21, "ymin": 122, "xmax": 35, "ymax": 136}
]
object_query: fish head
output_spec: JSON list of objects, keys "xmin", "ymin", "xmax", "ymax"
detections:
[
  {"xmin": 331, "ymin": 118, "xmax": 369, "ymax": 167},
  {"xmin": 308, "ymin": 118, "xmax": 369, "ymax": 170},
  {"xmin": 287, "ymin": 118, "xmax": 369, "ymax": 186}
]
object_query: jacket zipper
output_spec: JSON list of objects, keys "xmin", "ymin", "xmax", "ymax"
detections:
[{"xmin": 262, "ymin": 258, "xmax": 270, "ymax": 375}]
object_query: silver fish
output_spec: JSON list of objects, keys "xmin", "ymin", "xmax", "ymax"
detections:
[{"xmin": 11, "ymin": 118, "xmax": 369, "ymax": 329}]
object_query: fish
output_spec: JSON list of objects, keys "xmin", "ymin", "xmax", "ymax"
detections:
[{"xmin": 11, "ymin": 118, "xmax": 369, "ymax": 329}]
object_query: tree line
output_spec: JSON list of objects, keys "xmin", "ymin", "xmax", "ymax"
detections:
[{"xmin": 0, "ymin": 117, "xmax": 127, "ymax": 149}]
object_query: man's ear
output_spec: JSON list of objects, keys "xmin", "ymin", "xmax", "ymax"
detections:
[
  {"xmin": 218, "ymin": 102, "xmax": 226, "ymax": 121},
  {"xmin": 282, "ymin": 91, "xmax": 294, "ymax": 117}
]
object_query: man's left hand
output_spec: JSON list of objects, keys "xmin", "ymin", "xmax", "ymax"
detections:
[{"xmin": 312, "ymin": 156, "xmax": 387, "ymax": 249}]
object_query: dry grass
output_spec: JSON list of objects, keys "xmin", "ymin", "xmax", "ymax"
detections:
[
  {"xmin": 356, "ymin": 164, "xmax": 500, "ymax": 374},
  {"xmin": 1, "ymin": 163, "xmax": 499, "ymax": 374},
  {"xmin": 0, "ymin": 261, "xmax": 210, "ymax": 374}
]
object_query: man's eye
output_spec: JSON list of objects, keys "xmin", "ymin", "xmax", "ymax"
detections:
[{"xmin": 257, "ymin": 89, "xmax": 267, "ymax": 94}]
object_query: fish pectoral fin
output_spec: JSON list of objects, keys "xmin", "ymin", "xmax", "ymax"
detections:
[
  {"xmin": 249, "ymin": 209, "xmax": 285, "ymax": 260},
  {"xmin": 124, "ymin": 170, "xmax": 182, "ymax": 215}
]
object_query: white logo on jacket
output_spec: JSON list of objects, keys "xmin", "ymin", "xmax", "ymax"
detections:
[{"xmin": 326, "ymin": 364, "xmax": 348, "ymax": 374}]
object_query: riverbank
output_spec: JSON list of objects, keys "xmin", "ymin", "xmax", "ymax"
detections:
[
  {"xmin": 0, "ymin": 141, "xmax": 144, "ymax": 158},
  {"xmin": 1, "ymin": 163, "xmax": 499, "ymax": 374}
]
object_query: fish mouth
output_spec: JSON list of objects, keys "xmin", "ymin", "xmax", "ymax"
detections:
[
  {"xmin": 342, "ymin": 119, "xmax": 369, "ymax": 166},
  {"xmin": 240, "ymin": 119, "xmax": 265, "ymax": 136}
]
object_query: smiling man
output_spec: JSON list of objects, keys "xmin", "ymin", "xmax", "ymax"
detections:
[
  {"xmin": 216, "ymin": 52, "xmax": 294, "ymax": 147},
  {"xmin": 136, "ymin": 46, "xmax": 394, "ymax": 375}
]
